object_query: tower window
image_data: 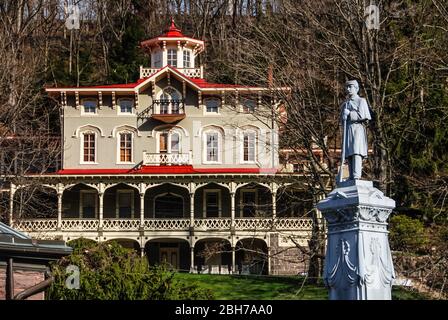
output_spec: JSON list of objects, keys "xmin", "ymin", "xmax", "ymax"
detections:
[
  {"xmin": 183, "ymin": 50, "xmax": 191, "ymax": 68},
  {"xmin": 168, "ymin": 49, "xmax": 177, "ymax": 67}
]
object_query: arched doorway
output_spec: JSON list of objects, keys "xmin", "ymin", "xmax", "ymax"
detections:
[
  {"xmin": 236, "ymin": 238, "xmax": 268, "ymax": 275},
  {"xmin": 145, "ymin": 238, "xmax": 190, "ymax": 272},
  {"xmin": 194, "ymin": 238, "xmax": 232, "ymax": 274}
]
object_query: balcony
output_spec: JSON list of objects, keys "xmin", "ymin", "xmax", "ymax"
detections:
[
  {"xmin": 138, "ymin": 99, "xmax": 186, "ymax": 124},
  {"xmin": 143, "ymin": 152, "xmax": 192, "ymax": 166},
  {"xmin": 140, "ymin": 66, "xmax": 203, "ymax": 79}
]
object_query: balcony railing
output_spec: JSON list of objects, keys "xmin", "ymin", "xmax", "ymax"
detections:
[
  {"xmin": 143, "ymin": 152, "xmax": 191, "ymax": 166},
  {"xmin": 13, "ymin": 218, "xmax": 313, "ymax": 233},
  {"xmin": 140, "ymin": 66, "xmax": 203, "ymax": 79},
  {"xmin": 138, "ymin": 99, "xmax": 186, "ymax": 123}
]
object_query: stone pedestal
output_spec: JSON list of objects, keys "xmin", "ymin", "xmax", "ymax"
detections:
[{"xmin": 317, "ymin": 180, "xmax": 396, "ymax": 300}]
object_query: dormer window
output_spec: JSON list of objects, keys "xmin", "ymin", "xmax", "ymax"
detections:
[
  {"xmin": 118, "ymin": 99, "xmax": 134, "ymax": 114},
  {"xmin": 183, "ymin": 50, "xmax": 191, "ymax": 68},
  {"xmin": 242, "ymin": 98, "xmax": 256, "ymax": 113},
  {"xmin": 167, "ymin": 49, "xmax": 177, "ymax": 67},
  {"xmin": 82, "ymin": 99, "xmax": 97, "ymax": 115},
  {"xmin": 205, "ymin": 98, "xmax": 220, "ymax": 114}
]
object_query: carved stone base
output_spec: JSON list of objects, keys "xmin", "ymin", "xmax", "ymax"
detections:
[{"xmin": 317, "ymin": 180, "xmax": 396, "ymax": 300}]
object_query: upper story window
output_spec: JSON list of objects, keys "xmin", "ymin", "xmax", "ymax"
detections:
[
  {"xmin": 82, "ymin": 99, "xmax": 97, "ymax": 115},
  {"xmin": 159, "ymin": 87, "xmax": 182, "ymax": 114},
  {"xmin": 183, "ymin": 50, "xmax": 191, "ymax": 68},
  {"xmin": 205, "ymin": 98, "xmax": 220, "ymax": 114},
  {"xmin": 205, "ymin": 131, "xmax": 220, "ymax": 163},
  {"xmin": 171, "ymin": 132, "xmax": 180, "ymax": 153},
  {"xmin": 159, "ymin": 131, "xmax": 181, "ymax": 154},
  {"xmin": 243, "ymin": 131, "xmax": 256, "ymax": 162},
  {"xmin": 119, "ymin": 132, "xmax": 133, "ymax": 163},
  {"xmin": 82, "ymin": 132, "xmax": 96, "ymax": 163},
  {"xmin": 242, "ymin": 98, "xmax": 256, "ymax": 113},
  {"xmin": 118, "ymin": 99, "xmax": 134, "ymax": 114},
  {"xmin": 167, "ymin": 49, "xmax": 177, "ymax": 67},
  {"xmin": 154, "ymin": 51, "xmax": 162, "ymax": 68}
]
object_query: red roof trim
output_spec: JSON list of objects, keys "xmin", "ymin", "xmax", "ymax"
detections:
[
  {"xmin": 55, "ymin": 166, "xmax": 278, "ymax": 175},
  {"xmin": 45, "ymin": 66, "xmax": 271, "ymax": 91}
]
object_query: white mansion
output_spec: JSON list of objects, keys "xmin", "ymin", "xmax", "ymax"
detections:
[{"xmin": 8, "ymin": 21, "xmax": 314, "ymax": 275}]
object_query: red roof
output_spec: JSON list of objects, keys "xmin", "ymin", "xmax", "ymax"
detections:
[
  {"xmin": 55, "ymin": 166, "xmax": 278, "ymax": 175},
  {"xmin": 163, "ymin": 19, "xmax": 185, "ymax": 38}
]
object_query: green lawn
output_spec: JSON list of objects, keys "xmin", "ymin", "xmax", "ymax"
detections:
[{"xmin": 174, "ymin": 273, "xmax": 429, "ymax": 300}]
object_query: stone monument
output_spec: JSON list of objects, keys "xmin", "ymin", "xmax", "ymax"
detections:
[{"xmin": 317, "ymin": 80, "xmax": 396, "ymax": 300}]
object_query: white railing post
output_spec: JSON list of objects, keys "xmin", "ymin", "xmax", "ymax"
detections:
[
  {"xmin": 272, "ymin": 191, "xmax": 277, "ymax": 220},
  {"xmin": 140, "ymin": 192, "xmax": 145, "ymax": 227},
  {"xmin": 57, "ymin": 192, "xmax": 63, "ymax": 230},
  {"xmin": 190, "ymin": 246, "xmax": 195, "ymax": 273},
  {"xmin": 190, "ymin": 193, "xmax": 195, "ymax": 228},
  {"xmin": 230, "ymin": 192, "xmax": 236, "ymax": 229},
  {"xmin": 98, "ymin": 192, "xmax": 104, "ymax": 229},
  {"xmin": 232, "ymin": 247, "xmax": 236, "ymax": 274},
  {"xmin": 9, "ymin": 183, "xmax": 16, "ymax": 226},
  {"xmin": 200, "ymin": 65, "xmax": 204, "ymax": 78}
]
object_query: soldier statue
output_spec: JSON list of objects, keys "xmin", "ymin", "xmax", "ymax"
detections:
[{"xmin": 339, "ymin": 80, "xmax": 371, "ymax": 182}]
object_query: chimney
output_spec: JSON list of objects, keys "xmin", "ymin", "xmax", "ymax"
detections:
[{"xmin": 267, "ymin": 64, "xmax": 273, "ymax": 87}]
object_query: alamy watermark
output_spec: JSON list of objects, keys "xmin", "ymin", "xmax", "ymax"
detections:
[
  {"xmin": 365, "ymin": 4, "xmax": 380, "ymax": 30},
  {"xmin": 65, "ymin": 265, "xmax": 80, "ymax": 290}
]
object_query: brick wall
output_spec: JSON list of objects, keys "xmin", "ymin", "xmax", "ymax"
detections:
[
  {"xmin": 0, "ymin": 267, "xmax": 45, "ymax": 300},
  {"xmin": 270, "ymin": 233, "xmax": 309, "ymax": 275}
]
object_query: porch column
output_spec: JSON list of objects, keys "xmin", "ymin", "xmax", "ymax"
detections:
[
  {"xmin": 272, "ymin": 191, "xmax": 277, "ymax": 219},
  {"xmin": 231, "ymin": 247, "xmax": 236, "ymax": 274},
  {"xmin": 9, "ymin": 183, "xmax": 16, "ymax": 226},
  {"xmin": 230, "ymin": 192, "xmax": 236, "ymax": 229},
  {"xmin": 190, "ymin": 193, "xmax": 195, "ymax": 228},
  {"xmin": 267, "ymin": 246, "xmax": 271, "ymax": 275},
  {"xmin": 57, "ymin": 192, "xmax": 63, "ymax": 230},
  {"xmin": 6, "ymin": 258, "xmax": 14, "ymax": 300},
  {"xmin": 140, "ymin": 193, "xmax": 145, "ymax": 227},
  {"xmin": 190, "ymin": 245, "xmax": 195, "ymax": 273},
  {"xmin": 98, "ymin": 192, "xmax": 104, "ymax": 229}
]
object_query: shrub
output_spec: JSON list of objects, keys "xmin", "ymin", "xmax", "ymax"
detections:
[
  {"xmin": 47, "ymin": 239, "xmax": 213, "ymax": 300},
  {"xmin": 389, "ymin": 214, "xmax": 428, "ymax": 252}
]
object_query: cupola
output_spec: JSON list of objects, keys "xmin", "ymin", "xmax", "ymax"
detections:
[{"xmin": 140, "ymin": 19, "xmax": 205, "ymax": 74}]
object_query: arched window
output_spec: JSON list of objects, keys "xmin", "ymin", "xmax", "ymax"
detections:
[
  {"xmin": 242, "ymin": 131, "xmax": 257, "ymax": 163},
  {"xmin": 81, "ymin": 131, "xmax": 96, "ymax": 163},
  {"xmin": 158, "ymin": 130, "xmax": 182, "ymax": 154},
  {"xmin": 159, "ymin": 87, "xmax": 181, "ymax": 114},
  {"xmin": 203, "ymin": 130, "xmax": 222, "ymax": 163},
  {"xmin": 171, "ymin": 132, "xmax": 180, "ymax": 154},
  {"xmin": 118, "ymin": 131, "xmax": 133, "ymax": 163}
]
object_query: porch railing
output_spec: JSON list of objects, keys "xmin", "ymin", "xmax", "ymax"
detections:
[
  {"xmin": 195, "ymin": 218, "xmax": 231, "ymax": 230},
  {"xmin": 140, "ymin": 66, "xmax": 203, "ymax": 79},
  {"xmin": 12, "ymin": 217, "xmax": 313, "ymax": 233},
  {"xmin": 144, "ymin": 218, "xmax": 190, "ymax": 230},
  {"xmin": 143, "ymin": 152, "xmax": 191, "ymax": 166}
]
